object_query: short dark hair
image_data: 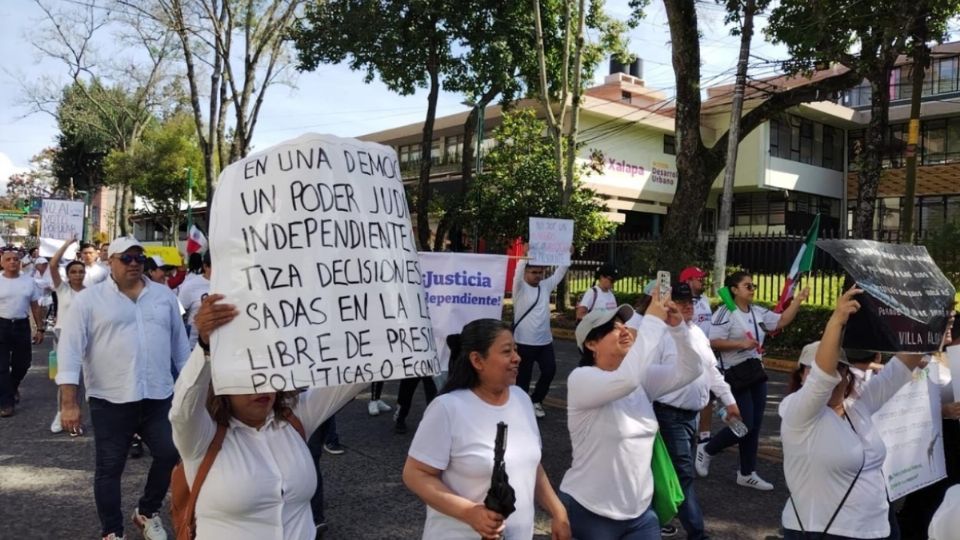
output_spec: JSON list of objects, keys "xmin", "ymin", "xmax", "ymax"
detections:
[
  {"xmin": 65, "ymin": 260, "xmax": 85, "ymax": 274},
  {"xmin": 724, "ymin": 271, "xmax": 752, "ymax": 289},
  {"xmin": 188, "ymin": 252, "xmax": 203, "ymax": 274},
  {"xmin": 441, "ymin": 319, "xmax": 512, "ymax": 394},
  {"xmin": 79, "ymin": 243, "xmax": 97, "ymax": 252},
  {"xmin": 202, "ymin": 250, "xmax": 211, "ymax": 267}
]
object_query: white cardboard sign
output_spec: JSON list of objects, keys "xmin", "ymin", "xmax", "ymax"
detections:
[
  {"xmin": 39, "ymin": 199, "xmax": 85, "ymax": 259},
  {"xmin": 528, "ymin": 217, "xmax": 573, "ymax": 266},
  {"xmin": 208, "ymin": 133, "xmax": 439, "ymax": 394}
]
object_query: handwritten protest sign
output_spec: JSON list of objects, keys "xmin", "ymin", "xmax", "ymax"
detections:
[
  {"xmin": 818, "ymin": 240, "xmax": 955, "ymax": 353},
  {"xmin": 39, "ymin": 199, "xmax": 85, "ymax": 259},
  {"xmin": 419, "ymin": 252, "xmax": 507, "ymax": 373},
  {"xmin": 873, "ymin": 363, "xmax": 946, "ymax": 499},
  {"xmin": 529, "ymin": 217, "xmax": 573, "ymax": 266},
  {"xmin": 208, "ymin": 133, "xmax": 438, "ymax": 394}
]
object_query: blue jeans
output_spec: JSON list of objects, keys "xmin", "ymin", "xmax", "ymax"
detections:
[
  {"xmin": 704, "ymin": 380, "xmax": 767, "ymax": 475},
  {"xmin": 654, "ymin": 403, "xmax": 708, "ymax": 540},
  {"xmin": 88, "ymin": 397, "xmax": 179, "ymax": 537},
  {"xmin": 560, "ymin": 491, "xmax": 661, "ymax": 540}
]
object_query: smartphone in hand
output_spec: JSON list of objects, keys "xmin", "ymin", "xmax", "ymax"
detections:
[{"xmin": 657, "ymin": 270, "xmax": 671, "ymax": 302}]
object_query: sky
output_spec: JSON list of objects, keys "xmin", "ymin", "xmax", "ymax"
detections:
[{"xmin": 0, "ymin": 0, "xmax": 792, "ymax": 190}]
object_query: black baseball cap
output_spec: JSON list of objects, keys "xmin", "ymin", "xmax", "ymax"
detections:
[{"xmin": 672, "ymin": 282, "xmax": 693, "ymax": 302}]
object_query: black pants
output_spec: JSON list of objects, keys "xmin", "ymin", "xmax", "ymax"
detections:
[
  {"xmin": 395, "ymin": 376, "xmax": 437, "ymax": 421},
  {"xmin": 308, "ymin": 417, "xmax": 340, "ymax": 525},
  {"xmin": 371, "ymin": 381, "xmax": 384, "ymax": 401},
  {"xmin": 88, "ymin": 397, "xmax": 179, "ymax": 537},
  {"xmin": 516, "ymin": 343, "xmax": 556, "ymax": 404},
  {"xmin": 0, "ymin": 318, "xmax": 31, "ymax": 408}
]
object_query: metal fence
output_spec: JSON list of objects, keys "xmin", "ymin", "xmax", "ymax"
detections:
[{"xmin": 567, "ymin": 230, "xmax": 910, "ymax": 307}]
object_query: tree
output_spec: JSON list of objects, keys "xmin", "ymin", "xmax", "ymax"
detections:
[
  {"xmin": 4, "ymin": 149, "xmax": 56, "ymax": 209},
  {"xmin": 120, "ymin": 0, "xmax": 304, "ymax": 210},
  {"xmin": 464, "ymin": 109, "xmax": 614, "ymax": 251},
  {"xmin": 292, "ymin": 0, "xmax": 454, "ymax": 251},
  {"xmin": 104, "ymin": 111, "xmax": 204, "ymax": 243},
  {"xmin": 713, "ymin": 0, "xmax": 762, "ymax": 293},
  {"xmin": 638, "ymin": 0, "xmax": 861, "ymax": 272},
  {"xmin": 533, "ymin": 0, "xmax": 632, "ymax": 205},
  {"xmin": 767, "ymin": 1, "xmax": 915, "ymax": 240}
]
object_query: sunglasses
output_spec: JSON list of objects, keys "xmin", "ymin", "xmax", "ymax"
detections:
[
  {"xmin": 115, "ymin": 253, "xmax": 148, "ymax": 266},
  {"xmin": 739, "ymin": 283, "xmax": 757, "ymax": 291}
]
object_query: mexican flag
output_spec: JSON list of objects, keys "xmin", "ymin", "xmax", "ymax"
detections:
[
  {"xmin": 774, "ymin": 214, "xmax": 820, "ymax": 313},
  {"xmin": 718, "ymin": 285, "xmax": 763, "ymax": 354},
  {"xmin": 186, "ymin": 225, "xmax": 207, "ymax": 255}
]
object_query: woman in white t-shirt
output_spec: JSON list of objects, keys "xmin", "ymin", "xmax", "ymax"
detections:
[
  {"xmin": 403, "ymin": 319, "xmax": 570, "ymax": 540},
  {"xmin": 780, "ymin": 287, "xmax": 928, "ymax": 539},
  {"xmin": 560, "ymin": 294, "xmax": 701, "ymax": 539},
  {"xmin": 48, "ymin": 237, "xmax": 86, "ymax": 434},
  {"xmin": 696, "ymin": 271, "xmax": 808, "ymax": 491},
  {"xmin": 576, "ymin": 263, "xmax": 619, "ymax": 321}
]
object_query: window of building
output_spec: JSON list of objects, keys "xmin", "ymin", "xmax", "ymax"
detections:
[
  {"xmin": 444, "ymin": 135, "xmax": 463, "ymax": 165},
  {"xmin": 938, "ymin": 56, "xmax": 958, "ymax": 94},
  {"xmin": 429, "ymin": 139, "xmax": 441, "ymax": 165},
  {"xmin": 663, "ymin": 135, "xmax": 676, "ymax": 155},
  {"xmin": 923, "ymin": 119, "xmax": 947, "ymax": 165},
  {"xmin": 799, "ymin": 119, "xmax": 814, "ymax": 164},
  {"xmin": 769, "ymin": 115, "xmax": 843, "ymax": 171},
  {"xmin": 880, "ymin": 197, "xmax": 901, "ymax": 231},
  {"xmin": 621, "ymin": 91, "xmax": 632, "ymax": 104},
  {"xmin": 398, "ymin": 144, "xmax": 420, "ymax": 165},
  {"xmin": 884, "ymin": 123, "xmax": 907, "ymax": 168}
]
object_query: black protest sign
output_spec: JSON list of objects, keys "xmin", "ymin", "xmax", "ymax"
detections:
[
  {"xmin": 208, "ymin": 133, "xmax": 439, "ymax": 395},
  {"xmin": 818, "ymin": 239, "xmax": 955, "ymax": 353}
]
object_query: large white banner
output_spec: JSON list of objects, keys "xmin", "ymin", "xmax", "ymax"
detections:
[
  {"xmin": 529, "ymin": 217, "xmax": 573, "ymax": 266},
  {"xmin": 209, "ymin": 133, "xmax": 439, "ymax": 394},
  {"xmin": 873, "ymin": 363, "xmax": 946, "ymax": 500},
  {"xmin": 39, "ymin": 199, "xmax": 85, "ymax": 258},
  {"xmin": 419, "ymin": 252, "xmax": 508, "ymax": 372}
]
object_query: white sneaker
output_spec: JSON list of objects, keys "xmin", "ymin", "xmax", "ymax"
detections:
[
  {"xmin": 102, "ymin": 534, "xmax": 125, "ymax": 540},
  {"xmin": 367, "ymin": 401, "xmax": 380, "ymax": 416},
  {"xmin": 375, "ymin": 399, "xmax": 392, "ymax": 412},
  {"xmin": 50, "ymin": 411, "xmax": 63, "ymax": 433},
  {"xmin": 533, "ymin": 403, "xmax": 546, "ymax": 418},
  {"xmin": 132, "ymin": 507, "xmax": 167, "ymax": 540},
  {"xmin": 695, "ymin": 443, "xmax": 712, "ymax": 477},
  {"xmin": 737, "ymin": 471, "xmax": 774, "ymax": 491}
]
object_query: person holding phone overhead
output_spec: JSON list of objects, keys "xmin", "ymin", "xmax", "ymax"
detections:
[{"xmin": 696, "ymin": 271, "xmax": 808, "ymax": 491}]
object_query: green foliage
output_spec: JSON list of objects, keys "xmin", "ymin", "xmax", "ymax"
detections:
[
  {"xmin": 464, "ymin": 109, "xmax": 614, "ymax": 251},
  {"xmin": 922, "ymin": 219, "xmax": 960, "ymax": 290},
  {"xmin": 104, "ymin": 112, "xmax": 204, "ymax": 238}
]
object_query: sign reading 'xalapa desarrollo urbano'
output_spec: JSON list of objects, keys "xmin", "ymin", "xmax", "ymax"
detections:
[
  {"xmin": 209, "ymin": 133, "xmax": 438, "ymax": 395},
  {"xmin": 818, "ymin": 239, "xmax": 955, "ymax": 353}
]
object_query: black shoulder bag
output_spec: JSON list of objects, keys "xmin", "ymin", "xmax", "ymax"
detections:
[
  {"xmin": 720, "ymin": 307, "xmax": 768, "ymax": 392},
  {"xmin": 788, "ymin": 412, "xmax": 866, "ymax": 539},
  {"xmin": 512, "ymin": 285, "xmax": 541, "ymax": 332}
]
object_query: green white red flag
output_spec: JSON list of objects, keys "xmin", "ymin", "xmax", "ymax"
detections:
[{"xmin": 774, "ymin": 214, "xmax": 820, "ymax": 313}]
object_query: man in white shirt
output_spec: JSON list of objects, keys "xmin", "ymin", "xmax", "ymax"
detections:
[
  {"xmin": 512, "ymin": 245, "xmax": 569, "ymax": 418},
  {"xmin": 79, "ymin": 242, "xmax": 109, "ymax": 287},
  {"xmin": 680, "ymin": 266, "xmax": 712, "ymax": 335},
  {"xmin": 652, "ymin": 283, "xmax": 739, "ymax": 539},
  {"xmin": 0, "ymin": 247, "xmax": 45, "ymax": 417},
  {"xmin": 177, "ymin": 251, "xmax": 210, "ymax": 349},
  {"xmin": 57, "ymin": 237, "xmax": 191, "ymax": 540}
]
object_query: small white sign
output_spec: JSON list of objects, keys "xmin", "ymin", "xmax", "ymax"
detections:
[
  {"xmin": 39, "ymin": 199, "xmax": 85, "ymax": 259},
  {"xmin": 528, "ymin": 217, "xmax": 573, "ymax": 266}
]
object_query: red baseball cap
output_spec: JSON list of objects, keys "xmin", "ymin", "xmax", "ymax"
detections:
[{"xmin": 679, "ymin": 267, "xmax": 708, "ymax": 282}]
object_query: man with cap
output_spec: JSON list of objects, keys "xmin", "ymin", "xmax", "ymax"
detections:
[
  {"xmin": 57, "ymin": 236, "xmax": 191, "ymax": 540},
  {"xmin": 0, "ymin": 246, "xmax": 45, "ymax": 417},
  {"xmin": 575, "ymin": 262, "xmax": 619, "ymax": 321},
  {"xmin": 143, "ymin": 256, "xmax": 168, "ymax": 285},
  {"xmin": 680, "ymin": 267, "xmax": 712, "ymax": 336},
  {"xmin": 652, "ymin": 282, "xmax": 740, "ymax": 539},
  {"xmin": 513, "ymin": 243, "xmax": 570, "ymax": 418}
]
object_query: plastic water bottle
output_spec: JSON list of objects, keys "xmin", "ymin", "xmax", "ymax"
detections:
[{"xmin": 715, "ymin": 401, "xmax": 749, "ymax": 438}]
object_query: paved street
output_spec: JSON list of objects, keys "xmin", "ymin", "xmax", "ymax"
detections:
[{"xmin": 1, "ymin": 335, "xmax": 791, "ymax": 539}]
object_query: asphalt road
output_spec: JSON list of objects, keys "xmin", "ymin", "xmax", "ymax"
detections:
[{"xmin": 0, "ymin": 335, "xmax": 792, "ymax": 539}]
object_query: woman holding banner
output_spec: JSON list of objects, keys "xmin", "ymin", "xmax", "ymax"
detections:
[
  {"xmin": 779, "ymin": 287, "xmax": 932, "ymax": 539},
  {"xmin": 403, "ymin": 319, "xmax": 570, "ymax": 540},
  {"xmin": 696, "ymin": 271, "xmax": 808, "ymax": 491},
  {"xmin": 170, "ymin": 295, "xmax": 366, "ymax": 539}
]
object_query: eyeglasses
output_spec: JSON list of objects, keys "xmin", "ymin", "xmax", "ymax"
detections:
[
  {"xmin": 739, "ymin": 283, "xmax": 757, "ymax": 291},
  {"xmin": 115, "ymin": 253, "xmax": 148, "ymax": 266}
]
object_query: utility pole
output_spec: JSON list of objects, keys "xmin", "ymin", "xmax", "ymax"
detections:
[{"xmin": 712, "ymin": 0, "xmax": 756, "ymax": 294}]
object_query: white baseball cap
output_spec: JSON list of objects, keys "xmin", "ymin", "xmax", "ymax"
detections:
[
  {"xmin": 34, "ymin": 257, "xmax": 48, "ymax": 265},
  {"xmin": 107, "ymin": 237, "xmax": 143, "ymax": 257},
  {"xmin": 575, "ymin": 304, "xmax": 635, "ymax": 352},
  {"xmin": 798, "ymin": 341, "xmax": 849, "ymax": 368}
]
